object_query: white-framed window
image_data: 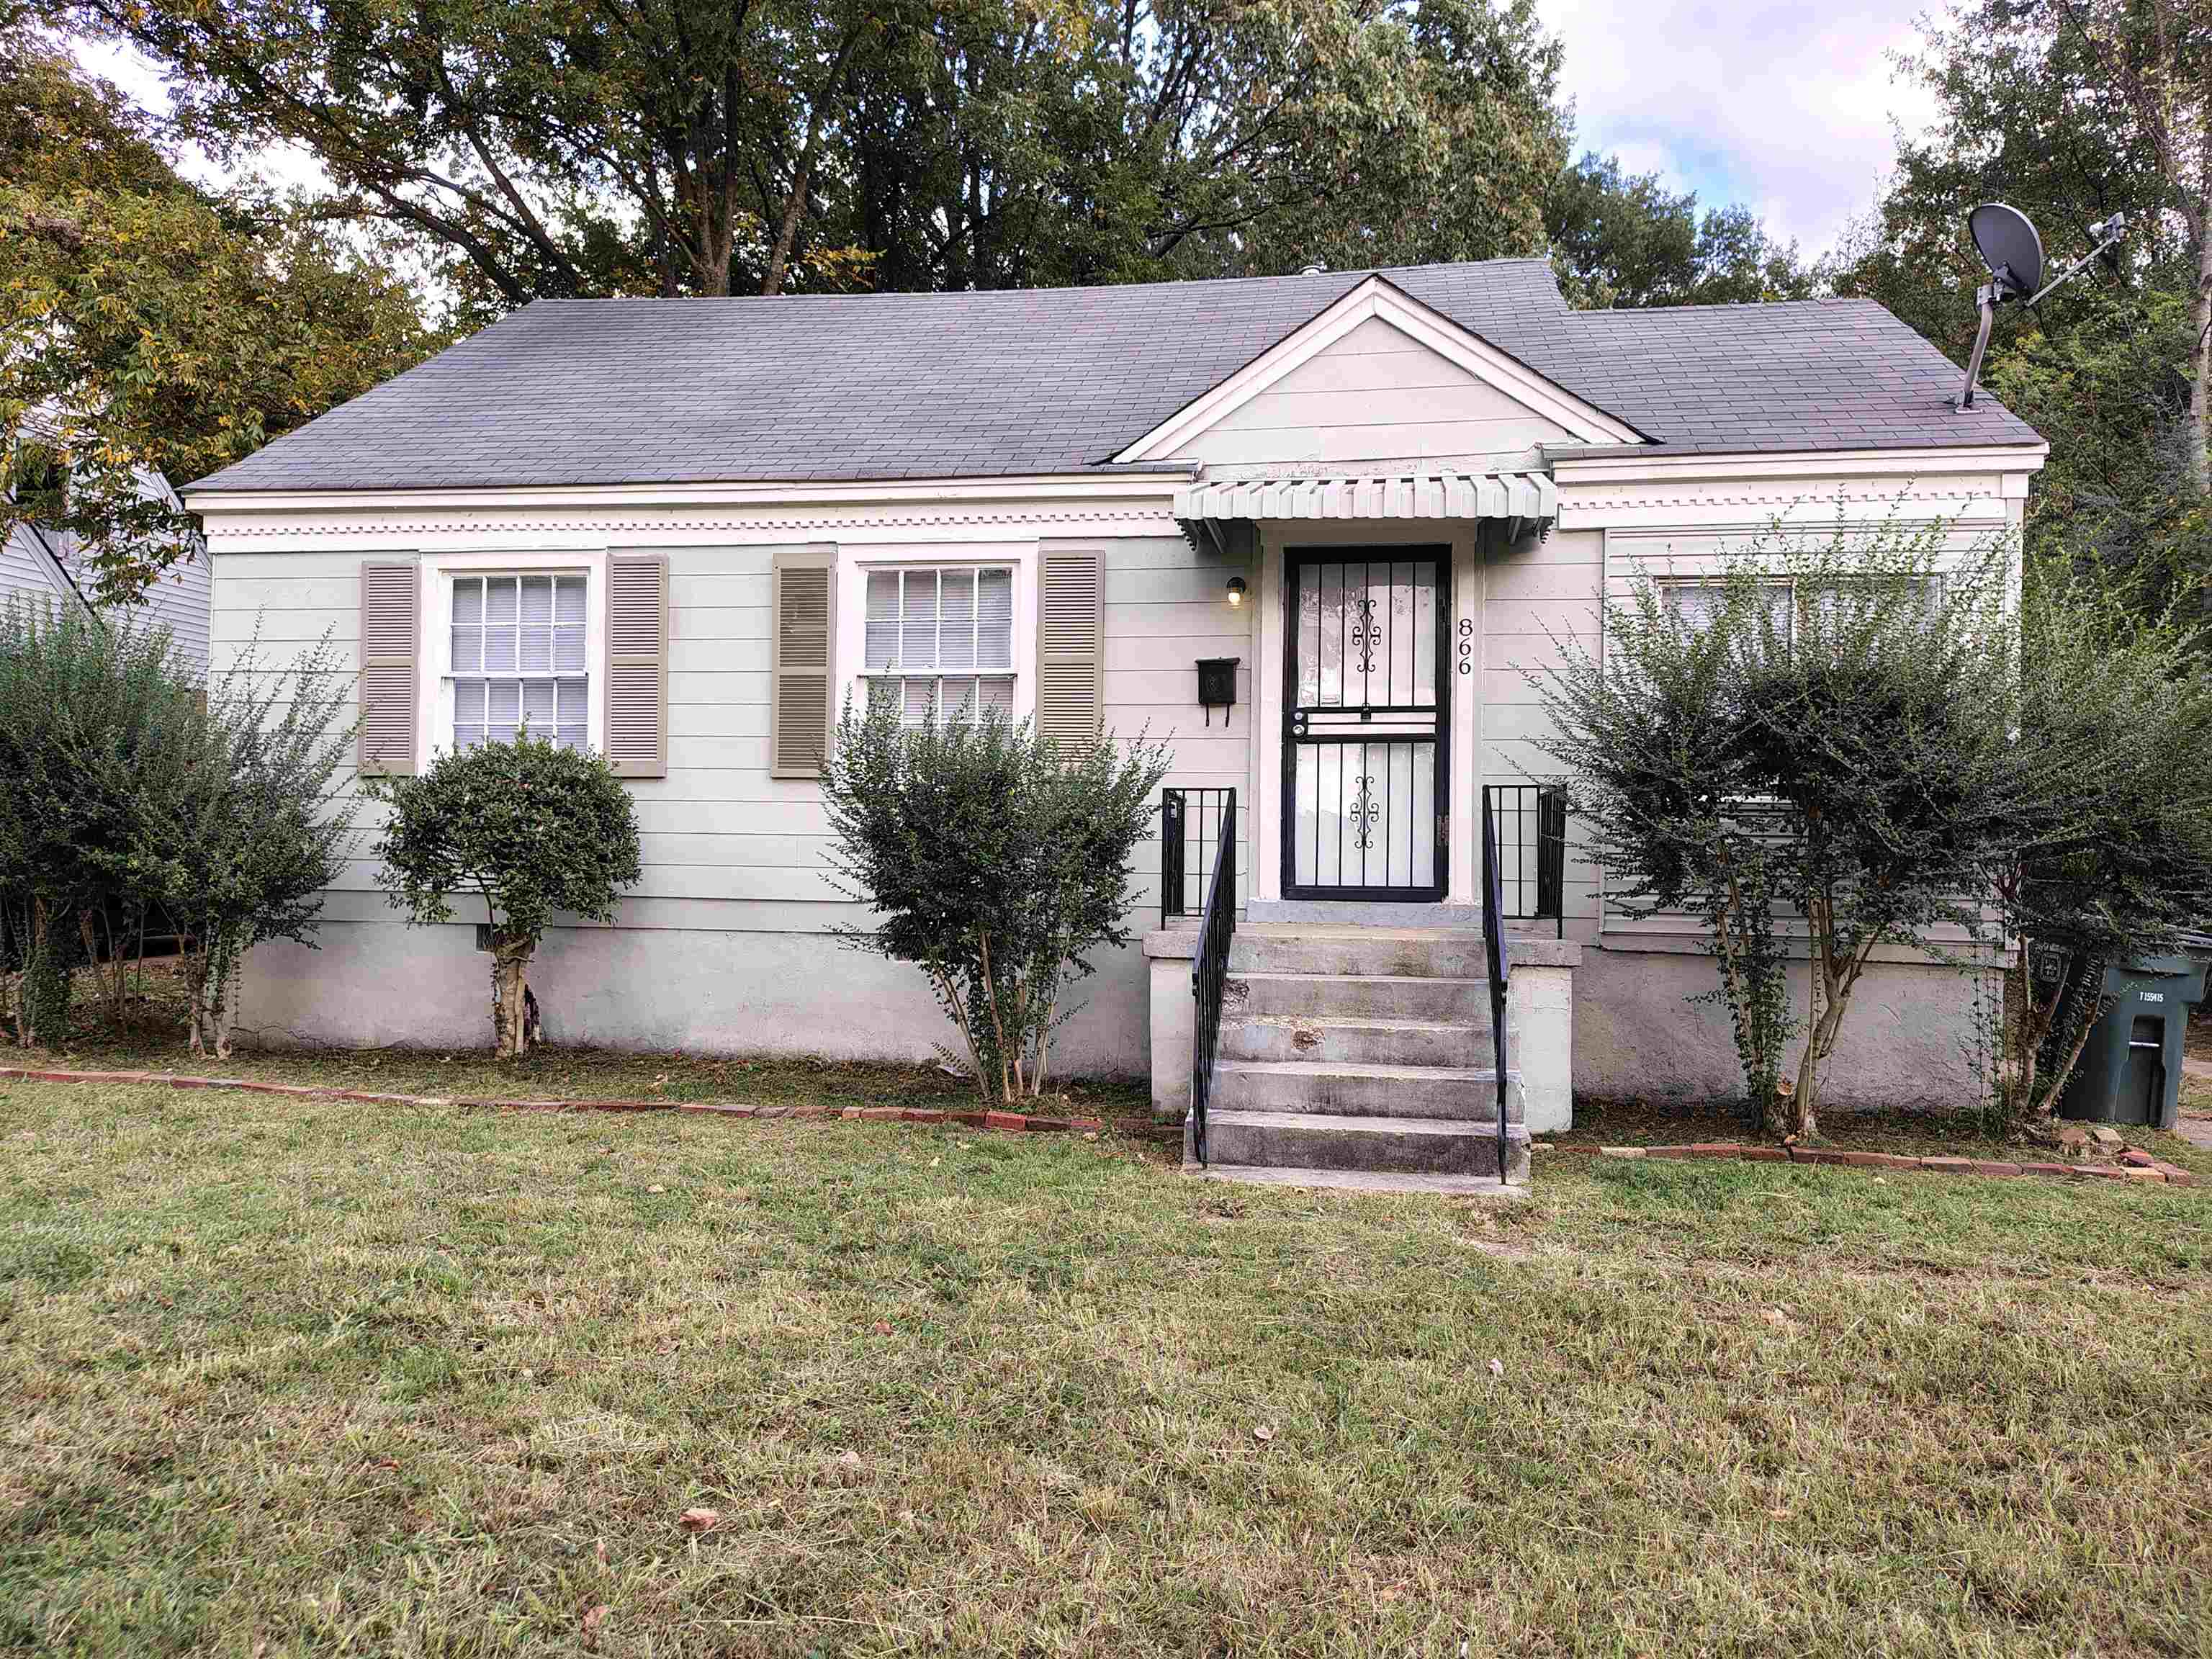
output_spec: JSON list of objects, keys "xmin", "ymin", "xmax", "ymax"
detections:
[
  {"xmin": 448, "ymin": 572, "xmax": 589, "ymax": 750},
  {"xmin": 862, "ymin": 565, "xmax": 1016, "ymax": 724},
  {"xmin": 1663, "ymin": 575, "xmax": 1942, "ymax": 644},
  {"xmin": 1663, "ymin": 580, "xmax": 1794, "ymax": 642}
]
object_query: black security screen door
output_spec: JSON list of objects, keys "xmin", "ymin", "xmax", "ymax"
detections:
[{"xmin": 1282, "ymin": 549, "xmax": 1449, "ymax": 899}]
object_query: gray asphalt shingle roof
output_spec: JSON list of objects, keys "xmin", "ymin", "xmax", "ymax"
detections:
[{"xmin": 188, "ymin": 258, "xmax": 2043, "ymax": 495}]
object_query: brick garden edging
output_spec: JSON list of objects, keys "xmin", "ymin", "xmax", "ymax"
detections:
[
  {"xmin": 1545, "ymin": 1141, "xmax": 2197, "ymax": 1186},
  {"xmin": 0, "ymin": 1066, "xmax": 1106, "ymax": 1136}
]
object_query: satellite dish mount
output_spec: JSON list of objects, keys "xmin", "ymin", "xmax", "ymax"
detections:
[{"xmin": 1957, "ymin": 202, "xmax": 2126, "ymax": 409}]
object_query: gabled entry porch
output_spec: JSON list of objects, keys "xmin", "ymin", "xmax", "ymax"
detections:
[
  {"xmin": 1146, "ymin": 468, "xmax": 1583, "ymax": 1189},
  {"xmin": 1178, "ymin": 468, "xmax": 1556, "ymax": 922}
]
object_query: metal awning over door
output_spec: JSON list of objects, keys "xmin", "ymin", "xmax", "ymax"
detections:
[{"xmin": 1175, "ymin": 469, "xmax": 1555, "ymax": 552}]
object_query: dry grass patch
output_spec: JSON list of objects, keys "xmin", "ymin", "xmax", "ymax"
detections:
[{"xmin": 1, "ymin": 1076, "xmax": 2208, "ymax": 1656}]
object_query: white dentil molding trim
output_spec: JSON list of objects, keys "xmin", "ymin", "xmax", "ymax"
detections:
[{"xmin": 193, "ymin": 444, "xmax": 2049, "ymax": 549}]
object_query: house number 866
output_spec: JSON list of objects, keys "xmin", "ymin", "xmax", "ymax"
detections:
[{"xmin": 1457, "ymin": 617, "xmax": 1473, "ymax": 675}]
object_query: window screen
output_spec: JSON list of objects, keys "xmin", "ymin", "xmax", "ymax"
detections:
[
  {"xmin": 863, "ymin": 565, "xmax": 1015, "ymax": 724},
  {"xmin": 450, "ymin": 574, "xmax": 588, "ymax": 750}
]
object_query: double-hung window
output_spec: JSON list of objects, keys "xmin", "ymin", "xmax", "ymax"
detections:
[
  {"xmin": 1665, "ymin": 575, "xmax": 1943, "ymax": 644},
  {"xmin": 863, "ymin": 565, "xmax": 1015, "ymax": 724},
  {"xmin": 1664, "ymin": 580, "xmax": 1794, "ymax": 642},
  {"xmin": 449, "ymin": 573, "xmax": 588, "ymax": 750}
]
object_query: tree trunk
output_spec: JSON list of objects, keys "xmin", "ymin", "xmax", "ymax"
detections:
[
  {"xmin": 17, "ymin": 899, "xmax": 49, "ymax": 1048},
  {"xmin": 490, "ymin": 938, "xmax": 534, "ymax": 1059},
  {"xmin": 761, "ymin": 27, "xmax": 862, "ymax": 297},
  {"xmin": 2193, "ymin": 225, "xmax": 2212, "ymax": 495}
]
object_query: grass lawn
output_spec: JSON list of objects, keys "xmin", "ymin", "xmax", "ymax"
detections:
[{"xmin": 3, "ymin": 1071, "xmax": 2208, "ymax": 1656}]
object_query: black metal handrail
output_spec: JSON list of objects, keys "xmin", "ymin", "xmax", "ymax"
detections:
[
  {"xmin": 1480, "ymin": 788, "xmax": 1513, "ymax": 1182},
  {"xmin": 1484, "ymin": 783, "xmax": 1568, "ymax": 940},
  {"xmin": 1161, "ymin": 786, "xmax": 1236, "ymax": 927},
  {"xmin": 1190, "ymin": 789, "xmax": 1237, "ymax": 1168}
]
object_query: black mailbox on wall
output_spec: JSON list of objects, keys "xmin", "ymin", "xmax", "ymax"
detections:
[{"xmin": 1197, "ymin": 657, "xmax": 1239, "ymax": 726}]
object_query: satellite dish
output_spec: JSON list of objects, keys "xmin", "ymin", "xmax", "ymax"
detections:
[
  {"xmin": 1968, "ymin": 202, "xmax": 2044, "ymax": 300},
  {"xmin": 1956, "ymin": 200, "xmax": 2125, "ymax": 410}
]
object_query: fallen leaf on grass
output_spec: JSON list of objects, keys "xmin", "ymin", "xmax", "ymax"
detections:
[
  {"xmin": 872, "ymin": 1320, "xmax": 893, "ymax": 1336},
  {"xmin": 582, "ymin": 1604, "xmax": 611, "ymax": 1642},
  {"xmin": 1252, "ymin": 1424, "xmax": 1275, "ymax": 1443},
  {"xmin": 646, "ymin": 1184, "xmax": 666, "ymax": 1195},
  {"xmin": 1763, "ymin": 1308, "xmax": 1794, "ymax": 1330},
  {"xmin": 370, "ymin": 1457, "xmax": 399, "ymax": 1472},
  {"xmin": 679, "ymin": 1508, "xmax": 720, "ymax": 1532}
]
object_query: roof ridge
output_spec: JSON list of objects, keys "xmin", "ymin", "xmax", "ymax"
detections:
[{"xmin": 518, "ymin": 256, "xmax": 1560, "ymax": 309}]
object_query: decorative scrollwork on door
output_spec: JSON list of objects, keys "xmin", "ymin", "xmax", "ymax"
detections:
[
  {"xmin": 1350, "ymin": 597, "xmax": 1381, "ymax": 675},
  {"xmin": 1349, "ymin": 774, "xmax": 1381, "ymax": 850}
]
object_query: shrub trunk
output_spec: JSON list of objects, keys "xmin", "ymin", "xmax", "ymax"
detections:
[{"xmin": 490, "ymin": 936, "xmax": 534, "ymax": 1059}]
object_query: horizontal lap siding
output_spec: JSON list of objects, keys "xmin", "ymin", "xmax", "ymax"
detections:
[
  {"xmin": 1106, "ymin": 539, "xmax": 1255, "ymax": 914},
  {"xmin": 215, "ymin": 533, "xmax": 1251, "ymax": 928},
  {"xmin": 1172, "ymin": 315, "xmax": 1572, "ymax": 472},
  {"xmin": 1482, "ymin": 527, "xmax": 1602, "ymax": 932}
]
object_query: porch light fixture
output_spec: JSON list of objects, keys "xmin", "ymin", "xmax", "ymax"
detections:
[
  {"xmin": 1956, "ymin": 202, "xmax": 2126, "ymax": 409},
  {"xmin": 1226, "ymin": 575, "xmax": 1247, "ymax": 608}
]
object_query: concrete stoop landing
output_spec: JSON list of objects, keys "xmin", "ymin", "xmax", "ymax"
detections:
[{"xmin": 1187, "ymin": 925, "xmax": 1531, "ymax": 1194}]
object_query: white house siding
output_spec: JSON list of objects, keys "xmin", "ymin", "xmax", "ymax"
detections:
[
  {"xmin": 207, "ymin": 484, "xmax": 1251, "ymax": 1073},
  {"xmin": 116, "ymin": 550, "xmax": 212, "ymax": 676},
  {"xmin": 1169, "ymin": 313, "xmax": 1573, "ymax": 475},
  {"xmin": 1, "ymin": 523, "xmax": 72, "ymax": 615}
]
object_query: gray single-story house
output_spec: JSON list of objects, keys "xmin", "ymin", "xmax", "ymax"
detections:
[{"xmin": 184, "ymin": 258, "xmax": 2045, "ymax": 1184}]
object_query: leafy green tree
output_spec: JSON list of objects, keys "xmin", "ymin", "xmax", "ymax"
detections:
[
  {"xmin": 1835, "ymin": 0, "xmax": 2212, "ymax": 616},
  {"xmin": 0, "ymin": 27, "xmax": 439, "ymax": 604},
  {"xmin": 820, "ymin": 698, "xmax": 1167, "ymax": 1102},
  {"xmin": 1547, "ymin": 151, "xmax": 1815, "ymax": 309},
  {"xmin": 0, "ymin": 600, "xmax": 194, "ymax": 1044},
  {"xmin": 1537, "ymin": 520, "xmax": 2021, "ymax": 1139},
  {"xmin": 1994, "ymin": 560, "xmax": 2212, "ymax": 1119},
  {"xmin": 115, "ymin": 631, "xmax": 356, "ymax": 1057},
  {"xmin": 366, "ymin": 737, "xmax": 642, "ymax": 1058},
  {"xmin": 48, "ymin": 0, "xmax": 1581, "ymax": 300}
]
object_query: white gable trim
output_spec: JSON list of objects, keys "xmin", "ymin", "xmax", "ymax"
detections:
[{"xmin": 1112, "ymin": 274, "xmax": 1645, "ymax": 462}]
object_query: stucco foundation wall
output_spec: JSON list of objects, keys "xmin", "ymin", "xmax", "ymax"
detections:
[
  {"xmin": 238, "ymin": 922, "xmax": 1151, "ymax": 1076},
  {"xmin": 1573, "ymin": 945, "xmax": 1992, "ymax": 1110}
]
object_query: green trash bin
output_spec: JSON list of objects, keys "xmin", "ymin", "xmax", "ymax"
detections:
[{"xmin": 2056, "ymin": 953, "xmax": 2211, "ymax": 1130}]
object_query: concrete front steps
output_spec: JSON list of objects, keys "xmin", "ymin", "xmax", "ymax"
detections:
[{"xmin": 1190, "ymin": 925, "xmax": 1531, "ymax": 1192}]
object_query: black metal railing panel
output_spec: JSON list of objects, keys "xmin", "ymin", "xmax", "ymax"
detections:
[
  {"xmin": 1484, "ymin": 783, "xmax": 1568, "ymax": 939},
  {"xmin": 1160, "ymin": 786, "xmax": 1236, "ymax": 927},
  {"xmin": 1189, "ymin": 790, "xmax": 1238, "ymax": 1168},
  {"xmin": 1480, "ymin": 788, "xmax": 1513, "ymax": 1179}
]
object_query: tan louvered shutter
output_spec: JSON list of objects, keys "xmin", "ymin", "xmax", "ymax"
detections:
[
  {"xmin": 604, "ymin": 555, "xmax": 668, "ymax": 778},
  {"xmin": 770, "ymin": 546, "xmax": 836, "ymax": 778},
  {"xmin": 357, "ymin": 561, "xmax": 419, "ymax": 775},
  {"xmin": 1036, "ymin": 545, "xmax": 1104, "ymax": 745}
]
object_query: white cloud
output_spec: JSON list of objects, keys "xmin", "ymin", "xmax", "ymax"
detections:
[{"xmin": 1536, "ymin": 0, "xmax": 1944, "ymax": 256}]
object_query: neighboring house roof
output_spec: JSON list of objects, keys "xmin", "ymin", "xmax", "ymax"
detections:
[
  {"xmin": 0, "ymin": 519, "xmax": 92, "ymax": 613},
  {"xmin": 0, "ymin": 473, "xmax": 212, "ymax": 675},
  {"xmin": 186, "ymin": 258, "xmax": 2045, "ymax": 496}
]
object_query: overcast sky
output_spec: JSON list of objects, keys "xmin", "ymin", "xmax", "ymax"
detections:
[
  {"xmin": 79, "ymin": 0, "xmax": 1944, "ymax": 264},
  {"xmin": 1534, "ymin": 0, "xmax": 1942, "ymax": 256}
]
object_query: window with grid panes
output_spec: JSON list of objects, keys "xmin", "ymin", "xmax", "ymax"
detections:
[
  {"xmin": 863, "ymin": 566, "xmax": 1015, "ymax": 724},
  {"xmin": 449, "ymin": 575, "xmax": 588, "ymax": 751}
]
